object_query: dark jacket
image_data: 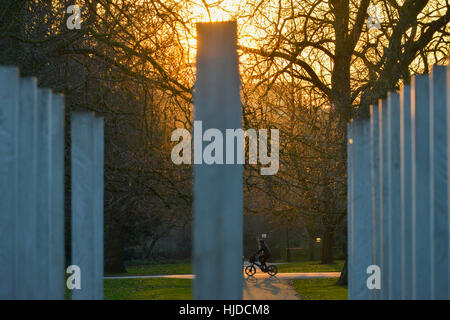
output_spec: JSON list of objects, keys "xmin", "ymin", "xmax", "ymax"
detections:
[{"xmin": 257, "ymin": 243, "xmax": 271, "ymax": 257}]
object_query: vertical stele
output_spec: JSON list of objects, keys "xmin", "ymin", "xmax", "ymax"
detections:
[{"xmin": 193, "ymin": 21, "xmax": 243, "ymax": 300}]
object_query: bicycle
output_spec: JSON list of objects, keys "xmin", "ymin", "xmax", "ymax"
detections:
[{"xmin": 244, "ymin": 255, "xmax": 278, "ymax": 277}]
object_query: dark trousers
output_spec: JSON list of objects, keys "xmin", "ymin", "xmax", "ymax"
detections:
[{"xmin": 259, "ymin": 255, "xmax": 268, "ymax": 269}]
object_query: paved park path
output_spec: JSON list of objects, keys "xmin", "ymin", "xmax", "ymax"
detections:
[
  {"xmin": 104, "ymin": 268, "xmax": 340, "ymax": 300},
  {"xmin": 242, "ymin": 269, "xmax": 301, "ymax": 300},
  {"xmin": 104, "ymin": 272, "xmax": 340, "ymax": 280},
  {"xmin": 243, "ymin": 277, "xmax": 300, "ymax": 300}
]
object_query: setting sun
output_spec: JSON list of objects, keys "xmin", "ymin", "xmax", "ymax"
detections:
[{"xmin": 190, "ymin": 0, "xmax": 239, "ymax": 22}]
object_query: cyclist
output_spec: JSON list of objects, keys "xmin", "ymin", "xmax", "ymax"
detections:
[{"xmin": 256, "ymin": 239, "xmax": 271, "ymax": 271}]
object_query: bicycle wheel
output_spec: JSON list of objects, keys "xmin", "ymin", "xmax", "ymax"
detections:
[
  {"xmin": 267, "ymin": 265, "xmax": 278, "ymax": 276},
  {"xmin": 245, "ymin": 265, "xmax": 256, "ymax": 276}
]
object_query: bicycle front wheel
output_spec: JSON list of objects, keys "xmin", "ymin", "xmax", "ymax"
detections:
[{"xmin": 245, "ymin": 265, "xmax": 256, "ymax": 276}]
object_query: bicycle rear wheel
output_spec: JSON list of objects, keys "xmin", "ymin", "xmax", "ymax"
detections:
[{"xmin": 267, "ymin": 265, "xmax": 278, "ymax": 276}]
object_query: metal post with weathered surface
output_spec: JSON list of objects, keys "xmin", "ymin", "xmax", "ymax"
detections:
[
  {"xmin": 0, "ymin": 68, "xmax": 66, "ymax": 299},
  {"xmin": 411, "ymin": 74, "xmax": 432, "ymax": 299},
  {"xmin": 49, "ymin": 93, "xmax": 65, "ymax": 299},
  {"xmin": 429, "ymin": 64, "xmax": 449, "ymax": 299},
  {"xmin": 16, "ymin": 77, "xmax": 39, "ymax": 299},
  {"xmin": 193, "ymin": 21, "xmax": 243, "ymax": 300},
  {"xmin": 71, "ymin": 112, "xmax": 104, "ymax": 300},
  {"xmin": 380, "ymin": 98, "xmax": 390, "ymax": 299},
  {"xmin": 348, "ymin": 63, "xmax": 450, "ymax": 300},
  {"xmin": 36, "ymin": 88, "xmax": 52, "ymax": 299},
  {"xmin": 351, "ymin": 118, "xmax": 372, "ymax": 300},
  {"xmin": 71, "ymin": 112, "xmax": 94, "ymax": 299},
  {"xmin": 347, "ymin": 120, "xmax": 354, "ymax": 300},
  {"xmin": 387, "ymin": 91, "xmax": 402, "ymax": 299},
  {"xmin": 370, "ymin": 104, "xmax": 381, "ymax": 300},
  {"xmin": 93, "ymin": 117, "xmax": 104, "ymax": 300},
  {"xmin": 0, "ymin": 67, "xmax": 19, "ymax": 299},
  {"xmin": 399, "ymin": 84, "xmax": 412, "ymax": 299}
]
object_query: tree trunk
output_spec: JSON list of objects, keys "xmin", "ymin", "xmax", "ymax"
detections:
[
  {"xmin": 144, "ymin": 236, "xmax": 160, "ymax": 259},
  {"xmin": 337, "ymin": 224, "xmax": 348, "ymax": 285},
  {"xmin": 308, "ymin": 235, "xmax": 315, "ymax": 261},
  {"xmin": 104, "ymin": 221, "xmax": 126, "ymax": 273},
  {"xmin": 337, "ymin": 257, "xmax": 348, "ymax": 286},
  {"xmin": 286, "ymin": 227, "xmax": 291, "ymax": 262},
  {"xmin": 321, "ymin": 227, "xmax": 334, "ymax": 264}
]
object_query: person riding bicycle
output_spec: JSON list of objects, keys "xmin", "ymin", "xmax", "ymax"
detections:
[{"xmin": 256, "ymin": 239, "xmax": 271, "ymax": 271}]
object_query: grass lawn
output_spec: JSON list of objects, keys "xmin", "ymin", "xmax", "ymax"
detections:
[
  {"xmin": 292, "ymin": 278, "xmax": 348, "ymax": 300},
  {"xmin": 102, "ymin": 276, "xmax": 347, "ymax": 300},
  {"xmin": 124, "ymin": 262, "xmax": 192, "ymax": 275},
  {"xmin": 276, "ymin": 260, "xmax": 344, "ymax": 273},
  {"xmin": 104, "ymin": 262, "xmax": 192, "ymax": 276},
  {"xmin": 103, "ymin": 277, "xmax": 347, "ymax": 300},
  {"xmin": 99, "ymin": 260, "xmax": 345, "ymax": 300},
  {"xmin": 104, "ymin": 278, "xmax": 193, "ymax": 300},
  {"xmin": 99, "ymin": 260, "xmax": 347, "ymax": 300}
]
